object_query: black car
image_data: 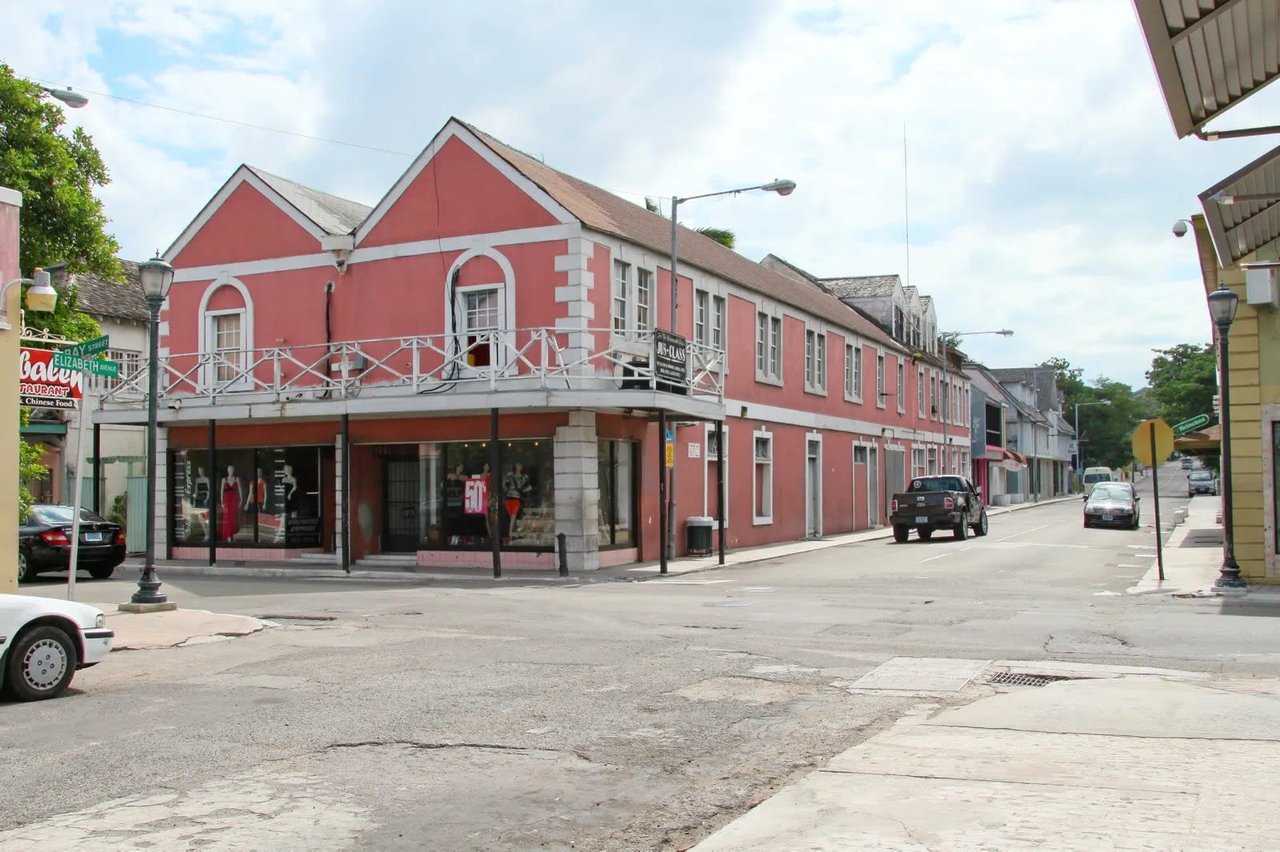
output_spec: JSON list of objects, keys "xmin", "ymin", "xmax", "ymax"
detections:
[
  {"xmin": 1083, "ymin": 483, "xmax": 1140, "ymax": 530},
  {"xmin": 19, "ymin": 505, "xmax": 127, "ymax": 582}
]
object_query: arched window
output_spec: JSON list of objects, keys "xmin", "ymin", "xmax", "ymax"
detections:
[
  {"xmin": 444, "ymin": 249, "xmax": 515, "ymax": 372},
  {"xmin": 198, "ymin": 276, "xmax": 254, "ymax": 390}
]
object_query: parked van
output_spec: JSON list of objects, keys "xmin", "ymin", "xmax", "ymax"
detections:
[{"xmin": 1082, "ymin": 466, "xmax": 1114, "ymax": 497}]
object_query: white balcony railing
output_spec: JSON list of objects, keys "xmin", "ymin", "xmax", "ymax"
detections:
[{"xmin": 97, "ymin": 328, "xmax": 724, "ymax": 409}]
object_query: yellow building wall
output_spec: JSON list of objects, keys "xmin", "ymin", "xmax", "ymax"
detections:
[
  {"xmin": 0, "ymin": 189, "xmax": 20, "ymax": 593},
  {"xmin": 1199, "ymin": 217, "xmax": 1280, "ymax": 584}
]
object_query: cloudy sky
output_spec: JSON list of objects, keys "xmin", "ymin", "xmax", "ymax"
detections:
[{"xmin": 6, "ymin": 0, "xmax": 1279, "ymax": 387}]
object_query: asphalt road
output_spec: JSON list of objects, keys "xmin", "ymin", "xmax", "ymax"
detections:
[{"xmin": 4, "ymin": 463, "xmax": 1270, "ymax": 851}]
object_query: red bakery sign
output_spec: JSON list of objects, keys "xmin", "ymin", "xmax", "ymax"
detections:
[{"xmin": 19, "ymin": 347, "xmax": 83, "ymax": 409}]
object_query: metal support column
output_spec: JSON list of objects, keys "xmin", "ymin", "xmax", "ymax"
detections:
[
  {"xmin": 208, "ymin": 419, "xmax": 217, "ymax": 566},
  {"xmin": 715, "ymin": 419, "xmax": 725, "ymax": 566},
  {"xmin": 658, "ymin": 409, "xmax": 668, "ymax": 574},
  {"xmin": 340, "ymin": 414, "xmax": 351, "ymax": 574},
  {"xmin": 489, "ymin": 408, "xmax": 501, "ymax": 579},
  {"xmin": 92, "ymin": 422, "xmax": 101, "ymax": 515}
]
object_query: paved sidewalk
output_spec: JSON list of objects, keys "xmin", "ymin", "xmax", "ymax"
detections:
[
  {"xmin": 693, "ymin": 660, "xmax": 1280, "ymax": 850},
  {"xmin": 94, "ymin": 605, "xmax": 268, "ymax": 651}
]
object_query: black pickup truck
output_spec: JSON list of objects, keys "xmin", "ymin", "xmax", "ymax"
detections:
[{"xmin": 889, "ymin": 475, "xmax": 989, "ymax": 543}]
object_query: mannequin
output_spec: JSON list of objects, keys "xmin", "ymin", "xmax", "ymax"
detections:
[
  {"xmin": 219, "ymin": 465, "xmax": 241, "ymax": 542},
  {"xmin": 281, "ymin": 463, "xmax": 299, "ymax": 516}
]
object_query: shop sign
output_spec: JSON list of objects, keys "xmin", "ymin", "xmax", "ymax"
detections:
[
  {"xmin": 653, "ymin": 330, "xmax": 688, "ymax": 385},
  {"xmin": 19, "ymin": 347, "xmax": 83, "ymax": 409},
  {"xmin": 464, "ymin": 476, "xmax": 488, "ymax": 515}
]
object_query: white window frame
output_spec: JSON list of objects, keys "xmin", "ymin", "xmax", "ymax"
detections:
[
  {"xmin": 612, "ymin": 260, "xmax": 631, "ymax": 334},
  {"xmin": 804, "ymin": 327, "xmax": 827, "ymax": 394},
  {"xmin": 896, "ymin": 359, "xmax": 906, "ymax": 414},
  {"xmin": 711, "ymin": 294, "xmax": 726, "ymax": 354},
  {"xmin": 197, "ymin": 276, "xmax": 255, "ymax": 392},
  {"xmin": 695, "ymin": 289, "xmax": 709, "ymax": 348},
  {"xmin": 917, "ymin": 367, "xmax": 926, "ymax": 417},
  {"xmin": 104, "ymin": 347, "xmax": 143, "ymax": 390},
  {"xmin": 206, "ymin": 308, "xmax": 248, "ymax": 389},
  {"xmin": 755, "ymin": 309, "xmax": 782, "ymax": 384},
  {"xmin": 927, "ymin": 446, "xmax": 938, "ymax": 475},
  {"xmin": 875, "ymin": 350, "xmax": 886, "ymax": 409},
  {"xmin": 454, "ymin": 282, "xmax": 506, "ymax": 371},
  {"xmin": 636, "ymin": 268, "xmax": 652, "ymax": 332},
  {"xmin": 912, "ymin": 446, "xmax": 926, "ymax": 478},
  {"xmin": 753, "ymin": 429, "xmax": 773, "ymax": 525}
]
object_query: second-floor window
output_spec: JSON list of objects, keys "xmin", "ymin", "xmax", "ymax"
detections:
[
  {"xmin": 917, "ymin": 367, "xmax": 926, "ymax": 417},
  {"xmin": 104, "ymin": 347, "xmax": 143, "ymax": 389},
  {"xmin": 844, "ymin": 343, "xmax": 863, "ymax": 400},
  {"xmin": 210, "ymin": 311, "xmax": 244, "ymax": 384},
  {"xmin": 896, "ymin": 361, "xmax": 905, "ymax": 413},
  {"xmin": 461, "ymin": 288, "xmax": 500, "ymax": 367},
  {"xmin": 756, "ymin": 311, "xmax": 781, "ymax": 381},
  {"xmin": 612, "ymin": 261, "xmax": 652, "ymax": 335},
  {"xmin": 875, "ymin": 351, "xmax": 886, "ymax": 407},
  {"xmin": 942, "ymin": 379, "xmax": 950, "ymax": 423},
  {"xmin": 694, "ymin": 291, "xmax": 727, "ymax": 352},
  {"xmin": 804, "ymin": 329, "xmax": 826, "ymax": 392}
]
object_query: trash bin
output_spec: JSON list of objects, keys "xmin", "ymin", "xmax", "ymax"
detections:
[{"xmin": 686, "ymin": 516, "xmax": 714, "ymax": 555}]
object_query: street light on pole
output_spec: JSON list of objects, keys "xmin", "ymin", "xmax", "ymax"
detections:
[
  {"xmin": 130, "ymin": 254, "xmax": 175, "ymax": 607},
  {"xmin": 662, "ymin": 179, "xmax": 796, "ymax": 570},
  {"xmin": 1207, "ymin": 283, "xmax": 1244, "ymax": 593},
  {"xmin": 39, "ymin": 85, "xmax": 89, "ymax": 109},
  {"xmin": 940, "ymin": 328, "xmax": 1012, "ymax": 474},
  {"xmin": 1073, "ymin": 399, "xmax": 1112, "ymax": 479}
]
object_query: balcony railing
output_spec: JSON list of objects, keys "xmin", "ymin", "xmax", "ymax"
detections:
[{"xmin": 97, "ymin": 328, "xmax": 724, "ymax": 409}]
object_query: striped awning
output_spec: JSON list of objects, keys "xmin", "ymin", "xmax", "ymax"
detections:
[
  {"xmin": 1135, "ymin": 0, "xmax": 1280, "ymax": 138},
  {"xmin": 1200, "ymin": 143, "xmax": 1280, "ymax": 264}
]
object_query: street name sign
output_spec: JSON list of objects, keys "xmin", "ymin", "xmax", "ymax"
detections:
[
  {"xmin": 63, "ymin": 334, "xmax": 110, "ymax": 358},
  {"xmin": 1172, "ymin": 413, "xmax": 1211, "ymax": 436},
  {"xmin": 52, "ymin": 352, "xmax": 120, "ymax": 378}
]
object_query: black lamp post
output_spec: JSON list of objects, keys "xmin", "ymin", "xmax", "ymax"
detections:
[
  {"xmin": 131, "ymin": 255, "xmax": 176, "ymax": 605},
  {"xmin": 1207, "ymin": 283, "xmax": 1245, "ymax": 592}
]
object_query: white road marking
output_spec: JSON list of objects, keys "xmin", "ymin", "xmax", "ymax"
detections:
[
  {"xmin": 996, "ymin": 523, "xmax": 1051, "ymax": 542},
  {"xmin": 917, "ymin": 552, "xmax": 952, "ymax": 563}
]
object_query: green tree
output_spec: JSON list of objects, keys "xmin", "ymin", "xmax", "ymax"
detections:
[
  {"xmin": 2, "ymin": 64, "xmax": 115, "ymax": 512},
  {"xmin": 0, "ymin": 64, "xmax": 121, "ymax": 280},
  {"xmin": 1145, "ymin": 343, "xmax": 1217, "ymax": 428},
  {"xmin": 1041, "ymin": 358, "xmax": 1151, "ymax": 469}
]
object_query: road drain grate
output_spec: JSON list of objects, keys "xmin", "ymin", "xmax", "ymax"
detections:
[{"xmin": 987, "ymin": 672, "xmax": 1074, "ymax": 688}]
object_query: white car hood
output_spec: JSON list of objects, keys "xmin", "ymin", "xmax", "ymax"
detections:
[{"xmin": 0, "ymin": 593, "xmax": 103, "ymax": 631}]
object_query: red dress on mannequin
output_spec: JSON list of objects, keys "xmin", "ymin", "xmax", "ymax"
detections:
[{"xmin": 220, "ymin": 478, "xmax": 239, "ymax": 541}]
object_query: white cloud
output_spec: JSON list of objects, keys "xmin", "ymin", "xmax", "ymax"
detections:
[{"xmin": 3, "ymin": 0, "xmax": 1276, "ymax": 385}]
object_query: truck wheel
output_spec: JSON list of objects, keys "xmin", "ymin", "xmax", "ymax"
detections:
[
  {"xmin": 954, "ymin": 513, "xmax": 969, "ymax": 540},
  {"xmin": 893, "ymin": 524, "xmax": 909, "ymax": 543},
  {"xmin": 918, "ymin": 527, "xmax": 933, "ymax": 541},
  {"xmin": 973, "ymin": 512, "xmax": 988, "ymax": 537}
]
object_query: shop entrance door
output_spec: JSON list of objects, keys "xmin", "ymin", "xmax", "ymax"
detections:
[
  {"xmin": 383, "ymin": 458, "xmax": 420, "ymax": 552},
  {"xmin": 806, "ymin": 439, "xmax": 822, "ymax": 537}
]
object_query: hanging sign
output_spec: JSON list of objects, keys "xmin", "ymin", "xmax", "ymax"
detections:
[
  {"xmin": 653, "ymin": 330, "xmax": 689, "ymax": 385},
  {"xmin": 19, "ymin": 347, "xmax": 83, "ymax": 409}
]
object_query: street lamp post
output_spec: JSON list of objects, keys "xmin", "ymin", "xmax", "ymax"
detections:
[
  {"xmin": 940, "ymin": 329, "xmax": 1011, "ymax": 475},
  {"xmin": 661, "ymin": 179, "xmax": 795, "ymax": 570},
  {"xmin": 1073, "ymin": 399, "xmax": 1112, "ymax": 482},
  {"xmin": 131, "ymin": 255, "xmax": 175, "ymax": 606},
  {"xmin": 1207, "ymin": 284, "xmax": 1244, "ymax": 592},
  {"xmin": 39, "ymin": 85, "xmax": 89, "ymax": 109}
]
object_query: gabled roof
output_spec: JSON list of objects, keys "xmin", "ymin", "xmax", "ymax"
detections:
[
  {"xmin": 1135, "ymin": 0, "xmax": 1280, "ymax": 138},
  {"xmin": 47, "ymin": 260, "xmax": 148, "ymax": 323},
  {"xmin": 244, "ymin": 166, "xmax": 371, "ymax": 236},
  {"xmin": 459, "ymin": 121, "xmax": 905, "ymax": 353},
  {"xmin": 819, "ymin": 275, "xmax": 901, "ymax": 298}
]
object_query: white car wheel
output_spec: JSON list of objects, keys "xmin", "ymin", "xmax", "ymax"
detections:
[{"xmin": 8, "ymin": 626, "xmax": 77, "ymax": 701}]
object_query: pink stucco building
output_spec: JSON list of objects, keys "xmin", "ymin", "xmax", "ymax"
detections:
[{"xmin": 96, "ymin": 118, "xmax": 970, "ymax": 571}]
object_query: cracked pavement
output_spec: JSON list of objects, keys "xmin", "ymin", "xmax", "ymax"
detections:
[{"xmin": 6, "ymin": 481, "xmax": 1280, "ymax": 850}]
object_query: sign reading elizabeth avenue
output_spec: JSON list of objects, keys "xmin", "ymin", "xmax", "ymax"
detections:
[
  {"xmin": 653, "ymin": 330, "xmax": 689, "ymax": 386},
  {"xmin": 19, "ymin": 347, "xmax": 83, "ymax": 409}
]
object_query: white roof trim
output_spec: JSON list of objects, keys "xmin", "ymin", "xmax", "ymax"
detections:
[
  {"xmin": 355, "ymin": 120, "xmax": 576, "ymax": 246},
  {"xmin": 164, "ymin": 167, "xmax": 329, "ymax": 263}
]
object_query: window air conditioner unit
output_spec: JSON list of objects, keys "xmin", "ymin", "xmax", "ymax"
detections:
[{"xmin": 1243, "ymin": 263, "xmax": 1280, "ymax": 310}]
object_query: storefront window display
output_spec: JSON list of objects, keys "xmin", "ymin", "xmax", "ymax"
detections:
[
  {"xmin": 171, "ymin": 446, "xmax": 326, "ymax": 547},
  {"xmin": 597, "ymin": 439, "xmax": 637, "ymax": 546},
  {"xmin": 379, "ymin": 439, "xmax": 555, "ymax": 551}
]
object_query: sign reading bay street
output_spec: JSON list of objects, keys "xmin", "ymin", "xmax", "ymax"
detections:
[
  {"xmin": 1172, "ymin": 413, "xmax": 1211, "ymax": 436},
  {"xmin": 653, "ymin": 330, "xmax": 689, "ymax": 386},
  {"xmin": 52, "ymin": 352, "xmax": 120, "ymax": 378},
  {"xmin": 63, "ymin": 334, "xmax": 110, "ymax": 358}
]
